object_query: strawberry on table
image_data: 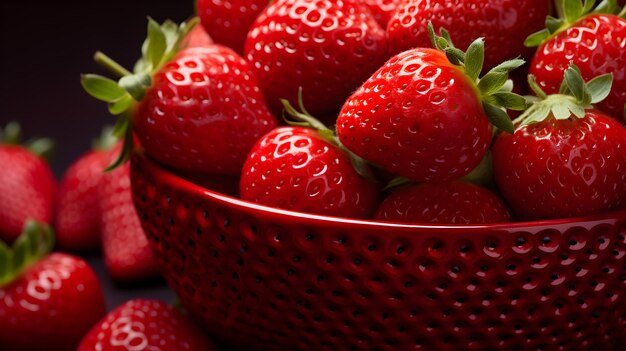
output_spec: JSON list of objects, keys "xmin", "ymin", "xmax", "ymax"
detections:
[
  {"xmin": 375, "ymin": 181, "xmax": 512, "ymax": 224},
  {"xmin": 492, "ymin": 64, "xmax": 626, "ymax": 220},
  {"xmin": 336, "ymin": 24, "xmax": 527, "ymax": 183},
  {"xmin": 0, "ymin": 222, "xmax": 106, "ymax": 351},
  {"xmin": 387, "ymin": 0, "xmax": 550, "ymax": 71},
  {"xmin": 78, "ymin": 299, "xmax": 217, "ymax": 351},
  {"xmin": 240, "ymin": 96, "xmax": 379, "ymax": 218},
  {"xmin": 54, "ymin": 127, "xmax": 117, "ymax": 252},
  {"xmin": 526, "ymin": 0, "xmax": 626, "ymax": 119},
  {"xmin": 244, "ymin": 0, "xmax": 390, "ymax": 118},
  {"xmin": 0, "ymin": 123, "xmax": 57, "ymax": 244},
  {"xmin": 196, "ymin": 0, "xmax": 266, "ymax": 54},
  {"xmin": 82, "ymin": 19, "xmax": 277, "ymax": 176}
]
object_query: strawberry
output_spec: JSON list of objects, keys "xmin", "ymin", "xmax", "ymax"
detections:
[
  {"xmin": 492, "ymin": 64, "xmax": 626, "ymax": 220},
  {"xmin": 99, "ymin": 147, "xmax": 160, "ymax": 282},
  {"xmin": 336, "ymin": 25, "xmax": 526, "ymax": 183},
  {"xmin": 0, "ymin": 123, "xmax": 57, "ymax": 244},
  {"xmin": 54, "ymin": 127, "xmax": 117, "ymax": 251},
  {"xmin": 78, "ymin": 299, "xmax": 216, "ymax": 351},
  {"xmin": 0, "ymin": 222, "xmax": 106, "ymax": 351},
  {"xmin": 244, "ymin": 0, "xmax": 389, "ymax": 118},
  {"xmin": 375, "ymin": 181, "xmax": 512, "ymax": 224},
  {"xmin": 365, "ymin": 0, "xmax": 401, "ymax": 27},
  {"xmin": 526, "ymin": 0, "xmax": 626, "ymax": 119},
  {"xmin": 387, "ymin": 0, "xmax": 550, "ymax": 71},
  {"xmin": 240, "ymin": 99, "xmax": 379, "ymax": 218},
  {"xmin": 82, "ymin": 19, "xmax": 277, "ymax": 176},
  {"xmin": 196, "ymin": 0, "xmax": 266, "ymax": 54}
]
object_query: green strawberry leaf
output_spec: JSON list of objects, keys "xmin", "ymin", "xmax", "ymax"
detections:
[
  {"xmin": 462, "ymin": 151, "xmax": 493, "ymax": 186},
  {"xmin": 563, "ymin": 63, "xmax": 591, "ymax": 104},
  {"xmin": 0, "ymin": 241, "xmax": 11, "ymax": 284},
  {"xmin": 595, "ymin": 0, "xmax": 617, "ymax": 13},
  {"xmin": 81, "ymin": 74, "xmax": 127, "ymax": 102},
  {"xmin": 524, "ymin": 29, "xmax": 551, "ymax": 47},
  {"xmin": 382, "ymin": 177, "xmax": 412, "ymax": 192},
  {"xmin": 483, "ymin": 102, "xmax": 515, "ymax": 134},
  {"xmin": 0, "ymin": 122, "xmax": 21, "ymax": 145},
  {"xmin": 25, "ymin": 138, "xmax": 54, "ymax": 160},
  {"xmin": 490, "ymin": 59, "xmax": 526, "ymax": 73},
  {"xmin": 92, "ymin": 125, "xmax": 119, "ymax": 151},
  {"xmin": 563, "ymin": 0, "xmax": 584, "ymax": 24},
  {"xmin": 146, "ymin": 18, "xmax": 168, "ymax": 70},
  {"xmin": 545, "ymin": 16, "xmax": 565, "ymax": 33},
  {"xmin": 478, "ymin": 71, "xmax": 509, "ymax": 96},
  {"xmin": 586, "ymin": 73, "xmax": 613, "ymax": 104},
  {"xmin": 108, "ymin": 94, "xmax": 134, "ymax": 115},
  {"xmin": 464, "ymin": 38, "xmax": 484, "ymax": 82},
  {"xmin": 119, "ymin": 73, "xmax": 152, "ymax": 101},
  {"xmin": 105, "ymin": 122, "xmax": 134, "ymax": 172},
  {"xmin": 444, "ymin": 47, "xmax": 465, "ymax": 65},
  {"xmin": 492, "ymin": 92, "xmax": 529, "ymax": 111}
]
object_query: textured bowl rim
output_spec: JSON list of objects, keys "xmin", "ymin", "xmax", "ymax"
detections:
[{"xmin": 134, "ymin": 154, "xmax": 626, "ymax": 234}]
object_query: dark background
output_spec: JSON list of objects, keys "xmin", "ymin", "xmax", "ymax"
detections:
[{"xmin": 1, "ymin": 0, "xmax": 197, "ymax": 310}]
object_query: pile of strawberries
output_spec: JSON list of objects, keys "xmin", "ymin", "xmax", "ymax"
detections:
[{"xmin": 2, "ymin": 0, "xmax": 626, "ymax": 350}]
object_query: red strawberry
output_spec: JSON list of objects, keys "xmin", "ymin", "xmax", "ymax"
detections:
[
  {"xmin": 0, "ymin": 123, "xmax": 57, "ymax": 244},
  {"xmin": 196, "ymin": 0, "xmax": 266, "ymax": 54},
  {"xmin": 375, "ymin": 181, "xmax": 511, "ymax": 224},
  {"xmin": 526, "ymin": 0, "xmax": 626, "ymax": 119},
  {"xmin": 493, "ymin": 65, "xmax": 626, "ymax": 220},
  {"xmin": 240, "ymin": 102, "xmax": 379, "ymax": 218},
  {"xmin": 0, "ymin": 222, "xmax": 106, "ymax": 351},
  {"xmin": 99, "ymin": 147, "xmax": 160, "ymax": 282},
  {"xmin": 54, "ymin": 128, "xmax": 117, "ymax": 251},
  {"xmin": 336, "ymin": 25, "xmax": 526, "ymax": 183},
  {"xmin": 78, "ymin": 299, "xmax": 217, "ymax": 351},
  {"xmin": 244, "ymin": 0, "xmax": 389, "ymax": 118},
  {"xmin": 387, "ymin": 0, "xmax": 550, "ymax": 71},
  {"xmin": 82, "ymin": 19, "xmax": 277, "ymax": 176},
  {"xmin": 365, "ymin": 0, "xmax": 401, "ymax": 27}
]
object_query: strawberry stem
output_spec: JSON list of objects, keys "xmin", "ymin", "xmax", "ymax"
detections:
[
  {"xmin": 0, "ymin": 221, "xmax": 55, "ymax": 287},
  {"xmin": 94, "ymin": 51, "xmax": 132, "ymax": 78}
]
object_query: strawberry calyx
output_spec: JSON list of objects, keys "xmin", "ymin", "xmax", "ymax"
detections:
[
  {"xmin": 515, "ymin": 63, "xmax": 614, "ymax": 126},
  {"xmin": 0, "ymin": 221, "xmax": 55, "ymax": 287},
  {"xmin": 81, "ymin": 18, "xmax": 199, "ymax": 170},
  {"xmin": 281, "ymin": 88, "xmax": 375, "ymax": 181},
  {"xmin": 0, "ymin": 122, "xmax": 55, "ymax": 161},
  {"xmin": 427, "ymin": 23, "xmax": 527, "ymax": 134},
  {"xmin": 525, "ymin": 0, "xmax": 622, "ymax": 47}
]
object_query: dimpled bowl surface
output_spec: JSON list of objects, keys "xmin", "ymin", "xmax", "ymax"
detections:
[{"xmin": 131, "ymin": 155, "xmax": 626, "ymax": 351}]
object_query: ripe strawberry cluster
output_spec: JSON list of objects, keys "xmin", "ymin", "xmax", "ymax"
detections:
[
  {"xmin": 1, "ymin": 0, "xmax": 625, "ymax": 350},
  {"xmin": 0, "ymin": 125, "xmax": 218, "ymax": 350},
  {"xmin": 85, "ymin": 0, "xmax": 626, "ymax": 226}
]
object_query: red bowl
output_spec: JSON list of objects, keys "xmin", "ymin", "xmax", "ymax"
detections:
[{"xmin": 131, "ymin": 154, "xmax": 626, "ymax": 351}]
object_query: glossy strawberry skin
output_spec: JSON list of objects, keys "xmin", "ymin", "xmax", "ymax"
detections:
[
  {"xmin": 375, "ymin": 181, "xmax": 512, "ymax": 224},
  {"xmin": 492, "ymin": 110, "xmax": 626, "ymax": 220},
  {"xmin": 240, "ymin": 126, "xmax": 379, "ymax": 218},
  {"xmin": 0, "ymin": 253, "xmax": 106, "ymax": 351},
  {"xmin": 365, "ymin": 0, "xmax": 401, "ymax": 27},
  {"xmin": 387, "ymin": 0, "xmax": 550, "ymax": 71},
  {"xmin": 244, "ymin": 0, "xmax": 389, "ymax": 118},
  {"xmin": 99, "ymin": 150, "xmax": 159, "ymax": 282},
  {"xmin": 78, "ymin": 299, "xmax": 216, "ymax": 351},
  {"xmin": 337, "ymin": 48, "xmax": 492, "ymax": 183},
  {"xmin": 54, "ymin": 149, "xmax": 108, "ymax": 251},
  {"xmin": 0, "ymin": 146, "xmax": 57, "ymax": 244},
  {"xmin": 530, "ymin": 14, "xmax": 626, "ymax": 119},
  {"xmin": 135, "ymin": 46, "xmax": 277, "ymax": 176},
  {"xmin": 197, "ymin": 0, "xmax": 266, "ymax": 54}
]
